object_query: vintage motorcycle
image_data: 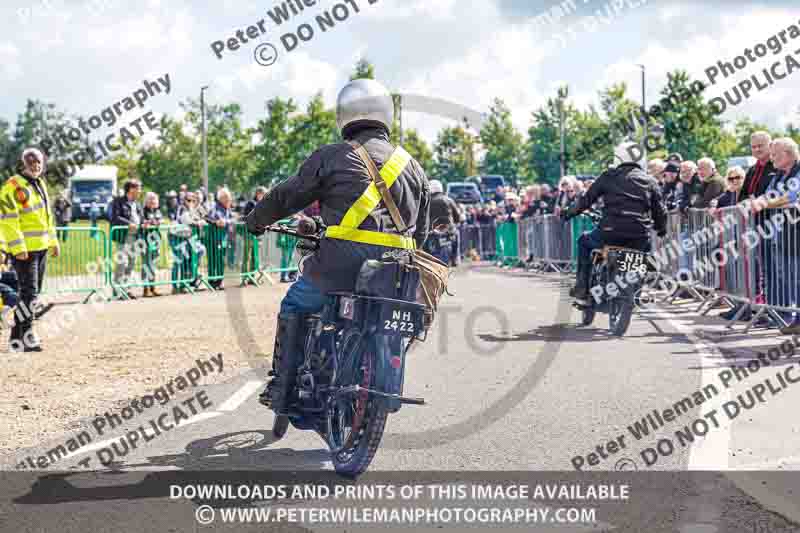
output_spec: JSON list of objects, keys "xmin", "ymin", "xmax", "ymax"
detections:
[
  {"xmin": 423, "ymin": 223, "xmax": 455, "ymax": 265},
  {"xmin": 575, "ymin": 245, "xmax": 657, "ymax": 336},
  {"xmin": 261, "ymin": 222, "xmax": 428, "ymax": 477},
  {"xmin": 572, "ymin": 214, "xmax": 658, "ymax": 337}
]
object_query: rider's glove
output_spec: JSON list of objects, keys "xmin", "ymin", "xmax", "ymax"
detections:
[
  {"xmin": 247, "ymin": 222, "xmax": 267, "ymax": 236},
  {"xmin": 297, "ymin": 217, "xmax": 317, "ymax": 236}
]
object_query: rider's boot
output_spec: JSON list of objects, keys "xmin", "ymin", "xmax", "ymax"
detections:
[
  {"xmin": 259, "ymin": 313, "xmax": 303, "ymax": 415},
  {"xmin": 570, "ymin": 263, "xmax": 591, "ymax": 301}
]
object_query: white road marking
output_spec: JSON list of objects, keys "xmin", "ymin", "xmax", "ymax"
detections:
[
  {"xmin": 645, "ymin": 304, "xmax": 732, "ymax": 470},
  {"xmin": 39, "ymin": 381, "xmax": 265, "ymax": 466},
  {"xmin": 217, "ymin": 380, "xmax": 265, "ymax": 411}
]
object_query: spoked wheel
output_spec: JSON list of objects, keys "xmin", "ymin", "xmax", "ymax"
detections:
[
  {"xmin": 609, "ymin": 296, "xmax": 634, "ymax": 337},
  {"xmin": 327, "ymin": 332, "xmax": 388, "ymax": 478}
]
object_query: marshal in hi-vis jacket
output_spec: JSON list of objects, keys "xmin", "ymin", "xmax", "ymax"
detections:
[{"xmin": 0, "ymin": 174, "xmax": 58, "ymax": 256}]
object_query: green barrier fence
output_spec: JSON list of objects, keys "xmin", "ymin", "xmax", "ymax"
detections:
[
  {"xmin": 495, "ymin": 221, "xmax": 519, "ymax": 266},
  {"xmin": 41, "ymin": 225, "xmax": 110, "ymax": 301},
  {"xmin": 35, "ymin": 221, "xmax": 286, "ymax": 301},
  {"xmin": 570, "ymin": 215, "xmax": 596, "ymax": 268},
  {"xmin": 255, "ymin": 218, "xmax": 301, "ymax": 281}
]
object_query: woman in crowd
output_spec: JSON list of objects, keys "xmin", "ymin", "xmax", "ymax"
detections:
[
  {"xmin": 709, "ymin": 166, "xmax": 746, "ymax": 213},
  {"xmin": 176, "ymin": 192, "xmax": 208, "ymax": 292},
  {"xmin": 205, "ymin": 188, "xmax": 234, "ymax": 290},
  {"xmin": 140, "ymin": 192, "xmax": 163, "ymax": 297}
]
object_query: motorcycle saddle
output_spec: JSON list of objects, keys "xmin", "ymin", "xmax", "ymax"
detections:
[{"xmin": 591, "ymin": 245, "xmax": 642, "ymax": 264}]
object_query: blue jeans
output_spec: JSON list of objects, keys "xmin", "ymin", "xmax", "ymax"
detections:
[{"xmin": 279, "ymin": 275, "xmax": 328, "ymax": 317}]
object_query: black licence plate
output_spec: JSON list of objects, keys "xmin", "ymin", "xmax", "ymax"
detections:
[
  {"xmin": 618, "ymin": 251, "xmax": 648, "ymax": 276},
  {"xmin": 379, "ymin": 305, "xmax": 420, "ymax": 337}
]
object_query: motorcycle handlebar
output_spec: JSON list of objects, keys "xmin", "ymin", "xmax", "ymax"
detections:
[{"xmin": 264, "ymin": 223, "xmax": 321, "ymax": 242}]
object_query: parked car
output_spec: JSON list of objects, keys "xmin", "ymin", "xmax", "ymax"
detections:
[{"xmin": 446, "ymin": 182, "xmax": 482, "ymax": 204}]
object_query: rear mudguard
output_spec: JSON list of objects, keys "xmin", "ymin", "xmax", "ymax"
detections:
[{"xmin": 372, "ymin": 333, "xmax": 406, "ymax": 413}]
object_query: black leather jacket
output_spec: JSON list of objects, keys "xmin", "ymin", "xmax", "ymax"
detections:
[
  {"xmin": 247, "ymin": 123, "xmax": 431, "ymax": 293},
  {"xmin": 429, "ymin": 192, "xmax": 461, "ymax": 228},
  {"xmin": 570, "ymin": 163, "xmax": 667, "ymax": 238}
]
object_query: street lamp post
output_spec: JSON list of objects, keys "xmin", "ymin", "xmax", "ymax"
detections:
[
  {"xmin": 200, "ymin": 85, "xmax": 209, "ymax": 202},
  {"xmin": 557, "ymin": 86, "xmax": 569, "ymax": 179},
  {"xmin": 638, "ymin": 65, "xmax": 647, "ymax": 164}
]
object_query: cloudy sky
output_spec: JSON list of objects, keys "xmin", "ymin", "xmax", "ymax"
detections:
[{"xmin": 2, "ymin": 0, "xmax": 799, "ymax": 147}]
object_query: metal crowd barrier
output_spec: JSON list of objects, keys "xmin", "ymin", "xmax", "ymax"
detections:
[
  {"xmin": 515, "ymin": 214, "xmax": 592, "ymax": 272},
  {"xmin": 38, "ymin": 221, "xmax": 299, "ymax": 300},
  {"xmin": 650, "ymin": 206, "xmax": 799, "ymax": 331},
  {"xmin": 457, "ymin": 224, "xmax": 498, "ymax": 260},
  {"xmin": 255, "ymin": 222, "xmax": 302, "ymax": 281},
  {"xmin": 41, "ymin": 225, "xmax": 109, "ymax": 300}
]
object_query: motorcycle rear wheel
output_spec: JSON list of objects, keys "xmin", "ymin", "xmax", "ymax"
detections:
[
  {"xmin": 329, "ymin": 333, "xmax": 388, "ymax": 478},
  {"xmin": 609, "ymin": 296, "xmax": 634, "ymax": 337}
]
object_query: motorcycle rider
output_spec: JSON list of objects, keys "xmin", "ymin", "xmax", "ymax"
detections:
[
  {"xmin": 563, "ymin": 141, "xmax": 667, "ymax": 303},
  {"xmin": 423, "ymin": 179, "xmax": 461, "ymax": 264},
  {"xmin": 246, "ymin": 78, "xmax": 431, "ymax": 416}
]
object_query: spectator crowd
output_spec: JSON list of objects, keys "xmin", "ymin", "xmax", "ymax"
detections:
[
  {"xmin": 25, "ymin": 131, "xmax": 800, "ymax": 337},
  {"xmin": 450, "ymin": 133, "xmax": 800, "ymax": 335}
]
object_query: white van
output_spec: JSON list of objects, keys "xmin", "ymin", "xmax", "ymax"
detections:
[{"xmin": 68, "ymin": 165, "xmax": 118, "ymax": 220}]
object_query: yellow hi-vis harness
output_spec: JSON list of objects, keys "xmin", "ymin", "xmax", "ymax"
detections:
[{"xmin": 325, "ymin": 145, "xmax": 416, "ymax": 250}]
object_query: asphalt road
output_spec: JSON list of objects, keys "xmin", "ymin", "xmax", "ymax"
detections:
[{"xmin": 2, "ymin": 267, "xmax": 799, "ymax": 532}]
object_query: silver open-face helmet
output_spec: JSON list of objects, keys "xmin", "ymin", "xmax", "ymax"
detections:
[{"xmin": 336, "ymin": 78, "xmax": 394, "ymax": 134}]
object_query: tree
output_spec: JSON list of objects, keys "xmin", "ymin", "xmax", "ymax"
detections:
[
  {"xmin": 0, "ymin": 119, "xmax": 13, "ymax": 172},
  {"xmin": 7, "ymin": 99, "xmax": 84, "ymax": 185},
  {"xmin": 106, "ymin": 137, "xmax": 141, "ymax": 184},
  {"xmin": 432, "ymin": 125, "xmax": 472, "ymax": 183},
  {"xmin": 284, "ymin": 93, "xmax": 339, "ymax": 178},
  {"xmin": 571, "ymin": 107, "xmax": 612, "ymax": 174},
  {"xmin": 403, "ymin": 129, "xmax": 434, "ymax": 174},
  {"xmin": 480, "ymin": 98, "xmax": 523, "ymax": 182},
  {"xmin": 786, "ymin": 123, "xmax": 800, "ymax": 146},
  {"xmin": 732, "ymin": 117, "xmax": 780, "ymax": 155},
  {"xmin": 138, "ymin": 113, "xmax": 200, "ymax": 195},
  {"xmin": 654, "ymin": 71, "xmax": 730, "ymax": 163},
  {"xmin": 524, "ymin": 91, "xmax": 581, "ymax": 184},
  {"xmin": 350, "ymin": 58, "xmax": 375, "ymax": 81},
  {"xmin": 177, "ymin": 99, "xmax": 256, "ymax": 193},
  {"xmin": 253, "ymin": 96, "xmax": 298, "ymax": 185}
]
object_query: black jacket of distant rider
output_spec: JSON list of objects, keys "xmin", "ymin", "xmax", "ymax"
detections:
[
  {"xmin": 429, "ymin": 192, "xmax": 461, "ymax": 228},
  {"xmin": 572, "ymin": 162, "xmax": 667, "ymax": 239},
  {"xmin": 246, "ymin": 123, "xmax": 431, "ymax": 294}
]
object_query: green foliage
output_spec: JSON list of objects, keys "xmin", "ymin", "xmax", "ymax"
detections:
[
  {"xmin": 655, "ymin": 71, "xmax": 729, "ymax": 163},
  {"xmin": 3, "ymin": 67, "xmax": 793, "ymax": 198},
  {"xmin": 524, "ymin": 93, "xmax": 578, "ymax": 185},
  {"xmin": 403, "ymin": 129, "xmax": 434, "ymax": 174},
  {"xmin": 350, "ymin": 58, "xmax": 375, "ymax": 81},
  {"xmin": 432, "ymin": 124, "xmax": 474, "ymax": 183},
  {"xmin": 0, "ymin": 119, "xmax": 13, "ymax": 171},
  {"xmin": 285, "ymin": 93, "xmax": 339, "ymax": 176},
  {"xmin": 138, "ymin": 113, "xmax": 201, "ymax": 195},
  {"xmin": 480, "ymin": 98, "xmax": 523, "ymax": 183},
  {"xmin": 253, "ymin": 96, "xmax": 299, "ymax": 184}
]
